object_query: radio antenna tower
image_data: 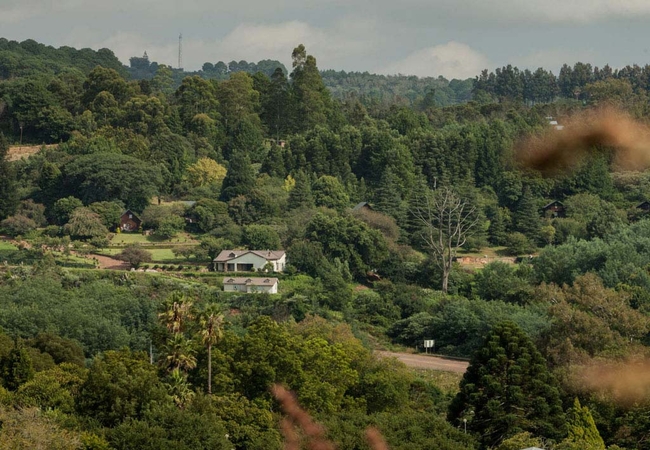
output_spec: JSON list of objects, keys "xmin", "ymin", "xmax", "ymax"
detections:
[{"xmin": 178, "ymin": 33, "xmax": 183, "ymax": 70}]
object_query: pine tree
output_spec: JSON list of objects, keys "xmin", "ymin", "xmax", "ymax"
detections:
[
  {"xmin": 448, "ymin": 321, "xmax": 566, "ymax": 448},
  {"xmin": 220, "ymin": 150, "xmax": 255, "ymax": 202},
  {"xmin": 488, "ymin": 207, "xmax": 509, "ymax": 246},
  {"xmin": 0, "ymin": 133, "xmax": 18, "ymax": 220},
  {"xmin": 374, "ymin": 168, "xmax": 406, "ymax": 224},
  {"xmin": 513, "ymin": 187, "xmax": 541, "ymax": 242},
  {"xmin": 556, "ymin": 399, "xmax": 605, "ymax": 450},
  {"xmin": 288, "ymin": 170, "xmax": 314, "ymax": 210},
  {"xmin": 261, "ymin": 144, "xmax": 286, "ymax": 178}
]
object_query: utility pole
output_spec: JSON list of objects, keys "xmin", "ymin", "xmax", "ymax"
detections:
[{"xmin": 178, "ymin": 33, "xmax": 183, "ymax": 70}]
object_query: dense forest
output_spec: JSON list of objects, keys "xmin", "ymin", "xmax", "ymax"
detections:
[{"xmin": 2, "ymin": 36, "xmax": 650, "ymax": 449}]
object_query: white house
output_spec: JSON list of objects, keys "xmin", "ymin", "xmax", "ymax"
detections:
[
  {"xmin": 213, "ymin": 250, "xmax": 286, "ymax": 272},
  {"xmin": 223, "ymin": 277, "xmax": 279, "ymax": 294}
]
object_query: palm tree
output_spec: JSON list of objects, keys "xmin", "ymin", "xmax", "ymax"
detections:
[
  {"xmin": 166, "ymin": 367, "xmax": 195, "ymax": 409},
  {"xmin": 158, "ymin": 294, "xmax": 194, "ymax": 335},
  {"xmin": 198, "ymin": 310, "xmax": 224, "ymax": 394},
  {"xmin": 164, "ymin": 333, "xmax": 197, "ymax": 373}
]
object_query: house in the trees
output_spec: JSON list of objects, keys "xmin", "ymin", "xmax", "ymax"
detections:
[
  {"xmin": 352, "ymin": 202, "xmax": 373, "ymax": 212},
  {"xmin": 542, "ymin": 200, "xmax": 566, "ymax": 218},
  {"xmin": 120, "ymin": 210, "xmax": 142, "ymax": 231},
  {"xmin": 223, "ymin": 277, "xmax": 279, "ymax": 294},
  {"xmin": 637, "ymin": 201, "xmax": 650, "ymax": 212},
  {"xmin": 213, "ymin": 250, "xmax": 286, "ymax": 272}
]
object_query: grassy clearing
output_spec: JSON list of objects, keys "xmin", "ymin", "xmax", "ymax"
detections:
[
  {"xmin": 0, "ymin": 241, "xmax": 17, "ymax": 251},
  {"xmin": 100, "ymin": 247, "xmax": 181, "ymax": 262},
  {"xmin": 110, "ymin": 232, "xmax": 199, "ymax": 246},
  {"xmin": 412, "ymin": 368, "xmax": 463, "ymax": 395}
]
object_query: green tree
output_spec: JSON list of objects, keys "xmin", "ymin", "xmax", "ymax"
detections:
[
  {"xmin": 448, "ymin": 321, "xmax": 566, "ymax": 448},
  {"xmin": 63, "ymin": 207, "xmax": 109, "ymax": 239},
  {"xmin": 76, "ymin": 349, "xmax": 170, "ymax": 427},
  {"xmin": 312, "ymin": 175, "xmax": 350, "ymax": 211},
  {"xmin": 290, "ymin": 45, "xmax": 333, "ymax": 131},
  {"xmin": 89, "ymin": 201, "xmax": 124, "ymax": 229},
  {"xmin": 1, "ymin": 346, "xmax": 35, "ymax": 391},
  {"xmin": 154, "ymin": 215, "xmax": 185, "ymax": 239},
  {"xmin": 288, "ymin": 170, "xmax": 314, "ymax": 210},
  {"xmin": 116, "ymin": 245, "xmax": 153, "ymax": 269},
  {"xmin": 186, "ymin": 157, "xmax": 227, "ymax": 187},
  {"xmin": 556, "ymin": 399, "xmax": 605, "ymax": 450},
  {"xmin": 0, "ymin": 133, "xmax": 18, "ymax": 220},
  {"xmin": 220, "ymin": 150, "xmax": 255, "ymax": 202},
  {"xmin": 243, "ymin": 225, "xmax": 281, "ymax": 250},
  {"xmin": 63, "ymin": 153, "xmax": 162, "ymax": 212},
  {"xmin": 513, "ymin": 188, "xmax": 541, "ymax": 242},
  {"xmin": 51, "ymin": 196, "xmax": 84, "ymax": 225}
]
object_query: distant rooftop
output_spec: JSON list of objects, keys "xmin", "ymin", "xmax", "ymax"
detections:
[{"xmin": 223, "ymin": 277, "xmax": 279, "ymax": 286}]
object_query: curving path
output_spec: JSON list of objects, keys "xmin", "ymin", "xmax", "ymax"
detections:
[{"xmin": 375, "ymin": 351, "xmax": 469, "ymax": 373}]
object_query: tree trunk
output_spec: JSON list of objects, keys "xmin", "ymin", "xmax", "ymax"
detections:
[
  {"xmin": 441, "ymin": 265, "xmax": 450, "ymax": 293},
  {"xmin": 207, "ymin": 344, "xmax": 212, "ymax": 395}
]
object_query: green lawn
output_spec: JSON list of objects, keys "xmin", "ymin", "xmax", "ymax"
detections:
[
  {"xmin": 0, "ymin": 241, "xmax": 17, "ymax": 251},
  {"xmin": 110, "ymin": 232, "xmax": 199, "ymax": 246},
  {"xmin": 100, "ymin": 247, "xmax": 180, "ymax": 262}
]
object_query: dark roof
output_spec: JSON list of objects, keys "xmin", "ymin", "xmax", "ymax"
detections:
[
  {"xmin": 120, "ymin": 209, "xmax": 141, "ymax": 221},
  {"xmin": 213, "ymin": 250, "xmax": 286, "ymax": 262},
  {"xmin": 543, "ymin": 200, "xmax": 564, "ymax": 209},
  {"xmin": 352, "ymin": 202, "xmax": 372, "ymax": 211}
]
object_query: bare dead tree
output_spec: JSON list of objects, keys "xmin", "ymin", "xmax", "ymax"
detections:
[{"xmin": 411, "ymin": 187, "xmax": 479, "ymax": 293}]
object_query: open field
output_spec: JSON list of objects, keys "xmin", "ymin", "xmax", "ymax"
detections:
[
  {"xmin": 109, "ymin": 232, "xmax": 199, "ymax": 246},
  {"xmin": 0, "ymin": 241, "xmax": 17, "ymax": 251},
  {"xmin": 99, "ymin": 247, "xmax": 180, "ymax": 262}
]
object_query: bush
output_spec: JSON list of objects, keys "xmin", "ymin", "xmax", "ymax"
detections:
[
  {"xmin": 1, "ymin": 215, "xmax": 37, "ymax": 237},
  {"xmin": 504, "ymin": 232, "xmax": 535, "ymax": 256}
]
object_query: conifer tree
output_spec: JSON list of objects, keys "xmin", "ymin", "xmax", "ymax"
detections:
[
  {"xmin": 220, "ymin": 150, "xmax": 255, "ymax": 202},
  {"xmin": 556, "ymin": 399, "xmax": 605, "ymax": 450},
  {"xmin": 288, "ymin": 170, "xmax": 314, "ymax": 210},
  {"xmin": 513, "ymin": 187, "xmax": 541, "ymax": 242},
  {"xmin": 448, "ymin": 321, "xmax": 566, "ymax": 448},
  {"xmin": 374, "ymin": 168, "xmax": 406, "ymax": 224},
  {"xmin": 488, "ymin": 207, "xmax": 509, "ymax": 246}
]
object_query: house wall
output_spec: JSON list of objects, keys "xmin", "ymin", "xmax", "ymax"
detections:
[
  {"xmin": 215, "ymin": 253, "xmax": 286, "ymax": 272},
  {"xmin": 120, "ymin": 217, "xmax": 140, "ymax": 231},
  {"xmin": 273, "ymin": 255, "xmax": 286, "ymax": 272},
  {"xmin": 223, "ymin": 283, "xmax": 278, "ymax": 294},
  {"xmin": 229, "ymin": 253, "xmax": 267, "ymax": 270}
]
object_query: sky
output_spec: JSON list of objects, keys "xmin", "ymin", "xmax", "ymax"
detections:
[{"xmin": 2, "ymin": 0, "xmax": 650, "ymax": 80}]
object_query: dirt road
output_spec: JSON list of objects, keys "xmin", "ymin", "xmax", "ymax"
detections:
[{"xmin": 376, "ymin": 351, "xmax": 469, "ymax": 373}]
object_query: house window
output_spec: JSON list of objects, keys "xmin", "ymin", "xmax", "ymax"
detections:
[{"xmin": 129, "ymin": 214, "xmax": 133, "ymax": 219}]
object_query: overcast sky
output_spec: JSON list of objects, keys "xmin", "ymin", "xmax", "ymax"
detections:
[{"xmin": 2, "ymin": 0, "xmax": 650, "ymax": 80}]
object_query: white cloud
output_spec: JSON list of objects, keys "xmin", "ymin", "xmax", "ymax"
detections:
[
  {"xmin": 380, "ymin": 42, "xmax": 490, "ymax": 80},
  {"xmin": 87, "ymin": 19, "xmax": 378, "ymax": 71}
]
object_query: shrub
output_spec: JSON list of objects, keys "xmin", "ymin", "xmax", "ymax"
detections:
[
  {"xmin": 1, "ymin": 215, "xmax": 38, "ymax": 237},
  {"xmin": 504, "ymin": 232, "xmax": 535, "ymax": 256}
]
